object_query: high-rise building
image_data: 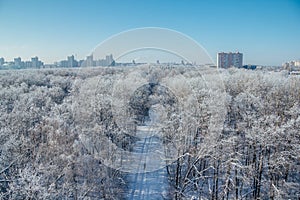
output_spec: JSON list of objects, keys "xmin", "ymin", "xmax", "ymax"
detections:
[
  {"xmin": 58, "ymin": 55, "xmax": 78, "ymax": 68},
  {"xmin": 78, "ymin": 60, "xmax": 84, "ymax": 67},
  {"xmin": 106, "ymin": 54, "xmax": 114, "ymax": 66},
  {"xmin": 67, "ymin": 55, "xmax": 78, "ymax": 67},
  {"xmin": 217, "ymin": 52, "xmax": 243, "ymax": 68},
  {"xmin": 95, "ymin": 59, "xmax": 106, "ymax": 66},
  {"xmin": 59, "ymin": 60, "xmax": 68, "ymax": 68},
  {"xmin": 82, "ymin": 54, "xmax": 114, "ymax": 67},
  {"xmin": 86, "ymin": 55, "xmax": 94, "ymax": 67},
  {"xmin": 14, "ymin": 57, "xmax": 22, "ymax": 67},
  {"xmin": 24, "ymin": 61, "xmax": 32, "ymax": 68},
  {"xmin": 31, "ymin": 56, "xmax": 38, "ymax": 68},
  {"xmin": 0, "ymin": 57, "xmax": 5, "ymax": 66},
  {"xmin": 31, "ymin": 56, "xmax": 43, "ymax": 68}
]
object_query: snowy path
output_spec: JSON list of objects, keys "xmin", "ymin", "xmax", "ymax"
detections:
[{"xmin": 124, "ymin": 125, "xmax": 171, "ymax": 200}]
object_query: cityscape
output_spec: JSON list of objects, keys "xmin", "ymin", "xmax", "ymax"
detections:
[
  {"xmin": 1, "ymin": 53, "xmax": 299, "ymax": 75},
  {"xmin": 0, "ymin": 54, "xmax": 115, "ymax": 69}
]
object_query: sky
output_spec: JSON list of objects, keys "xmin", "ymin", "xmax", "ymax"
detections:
[{"xmin": 0, "ymin": 0, "xmax": 300, "ymax": 65}]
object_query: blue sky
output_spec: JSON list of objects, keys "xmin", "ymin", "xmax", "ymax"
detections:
[{"xmin": 0, "ymin": 0, "xmax": 299, "ymax": 65}]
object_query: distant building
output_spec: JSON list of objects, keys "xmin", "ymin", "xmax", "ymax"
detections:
[
  {"xmin": 217, "ymin": 52, "xmax": 243, "ymax": 68},
  {"xmin": 78, "ymin": 60, "xmax": 84, "ymax": 67},
  {"xmin": 24, "ymin": 61, "xmax": 32, "ymax": 68},
  {"xmin": 106, "ymin": 54, "xmax": 114, "ymax": 66},
  {"xmin": 0, "ymin": 57, "xmax": 4, "ymax": 66},
  {"xmin": 31, "ymin": 57, "xmax": 38, "ymax": 68},
  {"xmin": 242, "ymin": 64, "xmax": 257, "ymax": 70},
  {"xmin": 283, "ymin": 60, "xmax": 300, "ymax": 71},
  {"xmin": 0, "ymin": 54, "xmax": 116, "ymax": 69},
  {"xmin": 43, "ymin": 64, "xmax": 56, "ymax": 68},
  {"xmin": 14, "ymin": 57, "xmax": 22, "ymax": 67},
  {"xmin": 86, "ymin": 55, "xmax": 94, "ymax": 67},
  {"xmin": 67, "ymin": 55, "xmax": 78, "ymax": 67},
  {"xmin": 0, "ymin": 56, "xmax": 46, "ymax": 69},
  {"xmin": 84, "ymin": 54, "xmax": 114, "ymax": 67},
  {"xmin": 59, "ymin": 60, "xmax": 68, "ymax": 68},
  {"xmin": 95, "ymin": 59, "xmax": 106, "ymax": 66},
  {"xmin": 31, "ymin": 56, "xmax": 43, "ymax": 68},
  {"xmin": 58, "ymin": 55, "xmax": 78, "ymax": 68}
]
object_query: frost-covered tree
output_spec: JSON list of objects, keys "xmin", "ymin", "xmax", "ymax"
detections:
[{"xmin": 0, "ymin": 66, "xmax": 299, "ymax": 199}]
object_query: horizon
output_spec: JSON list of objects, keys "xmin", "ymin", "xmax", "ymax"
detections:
[{"xmin": 0, "ymin": 0, "xmax": 300, "ymax": 65}]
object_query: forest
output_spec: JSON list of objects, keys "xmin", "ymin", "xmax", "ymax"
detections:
[{"xmin": 0, "ymin": 65, "xmax": 299, "ymax": 199}]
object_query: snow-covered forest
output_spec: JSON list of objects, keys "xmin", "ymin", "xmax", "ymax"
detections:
[{"xmin": 0, "ymin": 65, "xmax": 299, "ymax": 199}]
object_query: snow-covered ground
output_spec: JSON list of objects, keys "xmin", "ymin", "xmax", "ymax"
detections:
[{"xmin": 123, "ymin": 110, "xmax": 172, "ymax": 199}]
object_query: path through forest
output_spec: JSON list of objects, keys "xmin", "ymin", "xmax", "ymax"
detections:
[{"xmin": 123, "ymin": 124, "xmax": 171, "ymax": 200}]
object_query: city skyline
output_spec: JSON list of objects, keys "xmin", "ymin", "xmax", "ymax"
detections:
[
  {"xmin": 2, "ymin": 52, "xmax": 300, "ymax": 69},
  {"xmin": 0, "ymin": 54, "xmax": 115, "ymax": 68},
  {"xmin": 0, "ymin": 0, "xmax": 300, "ymax": 65}
]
